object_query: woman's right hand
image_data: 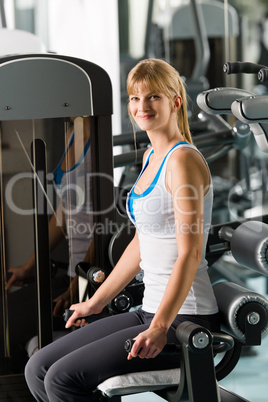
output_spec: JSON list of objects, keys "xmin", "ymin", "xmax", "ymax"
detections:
[
  {"xmin": 5, "ymin": 264, "xmax": 35, "ymax": 290},
  {"xmin": 65, "ymin": 299, "xmax": 103, "ymax": 328}
]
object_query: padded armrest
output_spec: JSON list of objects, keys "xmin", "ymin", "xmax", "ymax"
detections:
[
  {"xmin": 213, "ymin": 282, "xmax": 268, "ymax": 343},
  {"xmin": 196, "ymin": 87, "xmax": 254, "ymax": 115},
  {"xmin": 231, "ymin": 95, "xmax": 268, "ymax": 122}
]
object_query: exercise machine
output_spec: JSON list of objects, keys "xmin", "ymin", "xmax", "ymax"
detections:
[
  {"xmin": 92, "ymin": 219, "xmax": 268, "ymax": 402},
  {"xmin": 0, "ymin": 53, "xmax": 114, "ymax": 400}
]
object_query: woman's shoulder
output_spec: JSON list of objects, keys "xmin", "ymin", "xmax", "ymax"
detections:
[
  {"xmin": 168, "ymin": 143, "xmax": 202, "ymax": 166},
  {"xmin": 167, "ymin": 144, "xmax": 210, "ymax": 184}
]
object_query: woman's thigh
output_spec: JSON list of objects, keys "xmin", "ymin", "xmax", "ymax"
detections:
[
  {"xmin": 25, "ymin": 311, "xmax": 144, "ymax": 400},
  {"xmin": 26, "ymin": 310, "xmax": 181, "ymax": 398},
  {"xmin": 26, "ymin": 311, "xmax": 142, "ymax": 378},
  {"xmin": 43, "ymin": 324, "xmax": 181, "ymax": 402}
]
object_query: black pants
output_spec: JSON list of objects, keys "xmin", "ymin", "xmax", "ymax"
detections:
[{"xmin": 25, "ymin": 308, "xmax": 220, "ymax": 402}]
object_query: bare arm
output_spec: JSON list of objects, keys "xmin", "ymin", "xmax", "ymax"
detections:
[
  {"xmin": 129, "ymin": 148, "xmax": 210, "ymax": 359},
  {"xmin": 66, "ymin": 230, "xmax": 141, "ymax": 327}
]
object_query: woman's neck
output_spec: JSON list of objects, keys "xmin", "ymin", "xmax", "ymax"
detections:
[{"xmin": 147, "ymin": 129, "xmax": 184, "ymax": 159}]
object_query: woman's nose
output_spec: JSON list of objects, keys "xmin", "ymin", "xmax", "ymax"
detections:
[{"xmin": 138, "ymin": 98, "xmax": 149, "ymax": 111}]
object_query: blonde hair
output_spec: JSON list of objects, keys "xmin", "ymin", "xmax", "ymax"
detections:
[{"xmin": 127, "ymin": 58, "xmax": 193, "ymax": 144}]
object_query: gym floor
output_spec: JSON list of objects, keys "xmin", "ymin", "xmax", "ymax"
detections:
[{"xmin": 122, "ymin": 276, "xmax": 268, "ymax": 402}]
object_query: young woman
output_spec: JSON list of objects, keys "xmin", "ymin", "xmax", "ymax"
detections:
[{"xmin": 25, "ymin": 59, "xmax": 220, "ymax": 402}]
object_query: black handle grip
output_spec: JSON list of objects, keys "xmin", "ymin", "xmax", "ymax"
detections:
[
  {"xmin": 124, "ymin": 339, "xmax": 135, "ymax": 352},
  {"xmin": 63, "ymin": 309, "xmax": 74, "ymax": 321},
  {"xmin": 63, "ymin": 309, "xmax": 88, "ymax": 323},
  {"xmin": 223, "ymin": 61, "xmax": 266, "ymax": 75},
  {"xmin": 258, "ymin": 68, "xmax": 268, "ymax": 82},
  {"xmin": 124, "ymin": 339, "xmax": 180, "ymax": 355}
]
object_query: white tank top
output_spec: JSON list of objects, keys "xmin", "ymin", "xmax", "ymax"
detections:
[{"xmin": 127, "ymin": 142, "xmax": 218, "ymax": 315}]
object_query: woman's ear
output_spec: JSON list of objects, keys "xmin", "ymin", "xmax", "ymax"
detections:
[{"xmin": 173, "ymin": 95, "xmax": 182, "ymax": 111}]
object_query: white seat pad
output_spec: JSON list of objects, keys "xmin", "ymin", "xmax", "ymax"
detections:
[{"xmin": 97, "ymin": 368, "xmax": 180, "ymax": 397}]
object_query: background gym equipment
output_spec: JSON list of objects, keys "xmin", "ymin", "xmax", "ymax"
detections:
[
  {"xmin": 197, "ymin": 84, "xmax": 268, "ymax": 152},
  {"xmin": 168, "ymin": 0, "xmax": 239, "ymax": 105},
  {"xmin": 196, "ymin": 87, "xmax": 255, "ymax": 116},
  {"xmin": 222, "ymin": 61, "xmax": 268, "ymax": 143},
  {"xmin": 231, "ymin": 94, "xmax": 268, "ymax": 152},
  {"xmin": 196, "ymin": 79, "xmax": 268, "ymax": 282},
  {"xmin": 218, "ymin": 220, "xmax": 268, "ymax": 277}
]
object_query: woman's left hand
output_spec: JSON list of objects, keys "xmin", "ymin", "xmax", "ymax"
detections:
[{"xmin": 127, "ymin": 327, "xmax": 167, "ymax": 360}]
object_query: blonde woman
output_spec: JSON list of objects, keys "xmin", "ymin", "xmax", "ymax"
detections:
[{"xmin": 25, "ymin": 59, "xmax": 219, "ymax": 402}]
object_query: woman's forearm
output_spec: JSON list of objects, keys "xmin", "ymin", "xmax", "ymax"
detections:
[
  {"xmin": 89, "ymin": 231, "xmax": 141, "ymax": 310},
  {"xmin": 150, "ymin": 251, "xmax": 201, "ymax": 332}
]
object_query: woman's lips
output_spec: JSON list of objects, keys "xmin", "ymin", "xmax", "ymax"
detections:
[{"xmin": 138, "ymin": 114, "xmax": 154, "ymax": 120}]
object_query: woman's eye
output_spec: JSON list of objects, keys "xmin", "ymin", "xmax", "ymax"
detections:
[
  {"xmin": 130, "ymin": 97, "xmax": 138, "ymax": 101},
  {"xmin": 150, "ymin": 95, "xmax": 159, "ymax": 100}
]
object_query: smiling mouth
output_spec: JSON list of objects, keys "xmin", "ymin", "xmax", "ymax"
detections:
[{"xmin": 138, "ymin": 115, "xmax": 154, "ymax": 120}]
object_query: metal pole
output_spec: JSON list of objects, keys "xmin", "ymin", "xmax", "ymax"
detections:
[
  {"xmin": 189, "ymin": 0, "xmax": 210, "ymax": 79},
  {"xmin": 31, "ymin": 138, "xmax": 53, "ymax": 349},
  {"xmin": 0, "ymin": 0, "xmax": 7, "ymax": 28}
]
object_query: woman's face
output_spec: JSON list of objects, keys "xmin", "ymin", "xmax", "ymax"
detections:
[{"xmin": 128, "ymin": 83, "xmax": 177, "ymax": 133}]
